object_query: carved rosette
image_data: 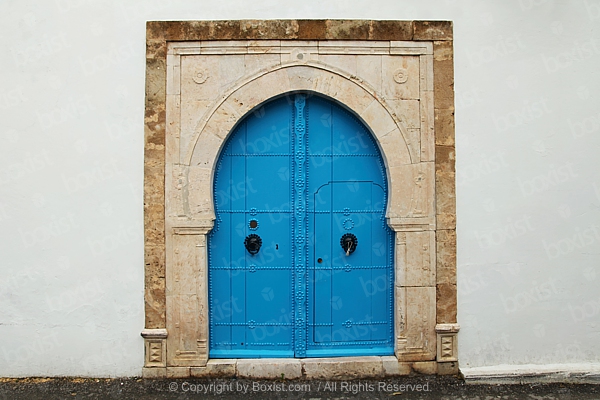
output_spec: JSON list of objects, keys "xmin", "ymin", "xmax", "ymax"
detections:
[
  {"xmin": 393, "ymin": 68, "xmax": 409, "ymax": 84},
  {"xmin": 192, "ymin": 69, "xmax": 209, "ymax": 84}
]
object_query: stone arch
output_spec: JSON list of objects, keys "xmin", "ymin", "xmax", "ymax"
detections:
[{"xmin": 185, "ymin": 63, "xmax": 417, "ymax": 223}]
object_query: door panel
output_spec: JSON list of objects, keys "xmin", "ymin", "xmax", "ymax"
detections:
[{"xmin": 209, "ymin": 93, "xmax": 393, "ymax": 358}]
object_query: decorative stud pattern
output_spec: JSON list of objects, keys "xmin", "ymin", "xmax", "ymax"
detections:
[
  {"xmin": 343, "ymin": 218, "xmax": 355, "ymax": 230},
  {"xmin": 293, "ymin": 94, "xmax": 308, "ymax": 358}
]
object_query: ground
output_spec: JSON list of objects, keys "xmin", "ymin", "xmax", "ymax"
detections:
[{"xmin": 0, "ymin": 376, "xmax": 598, "ymax": 399}]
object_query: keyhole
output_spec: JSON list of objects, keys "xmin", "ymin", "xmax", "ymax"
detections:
[
  {"xmin": 276, "ymin": 244, "xmax": 279, "ymax": 250},
  {"xmin": 317, "ymin": 258, "xmax": 323, "ymax": 263}
]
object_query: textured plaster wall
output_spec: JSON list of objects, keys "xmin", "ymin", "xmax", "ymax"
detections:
[{"xmin": 0, "ymin": 0, "xmax": 598, "ymax": 376}]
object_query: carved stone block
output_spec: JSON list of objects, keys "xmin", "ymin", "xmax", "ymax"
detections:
[
  {"xmin": 382, "ymin": 55, "xmax": 420, "ymax": 100},
  {"xmin": 436, "ymin": 323, "xmax": 460, "ymax": 362},
  {"xmin": 396, "ymin": 230, "xmax": 436, "ymax": 287},
  {"xmin": 388, "ymin": 162, "xmax": 435, "ymax": 220},
  {"xmin": 395, "ymin": 287, "xmax": 436, "ymax": 361},
  {"xmin": 141, "ymin": 328, "xmax": 168, "ymax": 368}
]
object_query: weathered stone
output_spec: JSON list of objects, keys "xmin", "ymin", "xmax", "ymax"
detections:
[
  {"xmin": 436, "ymin": 230, "xmax": 457, "ymax": 285},
  {"xmin": 433, "ymin": 59, "xmax": 455, "ymax": 110},
  {"xmin": 326, "ymin": 20, "xmax": 370, "ymax": 40},
  {"xmin": 436, "ymin": 170, "xmax": 456, "ymax": 217},
  {"xmin": 237, "ymin": 359, "xmax": 302, "ymax": 379},
  {"xmin": 144, "ymin": 273, "xmax": 165, "ymax": 328},
  {"xmin": 389, "ymin": 162, "xmax": 435, "ymax": 219},
  {"xmin": 297, "ymin": 20, "xmax": 327, "ymax": 39},
  {"xmin": 437, "ymin": 213, "xmax": 456, "ymax": 230},
  {"xmin": 166, "ymin": 367, "xmax": 190, "ymax": 378},
  {"xmin": 142, "ymin": 367, "xmax": 167, "ymax": 379},
  {"xmin": 369, "ymin": 20, "xmax": 413, "ymax": 41},
  {"xmin": 191, "ymin": 360, "xmax": 236, "ymax": 378},
  {"xmin": 412, "ymin": 361, "xmax": 438, "ymax": 374},
  {"xmin": 434, "ymin": 108, "xmax": 455, "ymax": 146},
  {"xmin": 146, "ymin": 21, "xmax": 167, "ymax": 41},
  {"xmin": 209, "ymin": 20, "xmax": 241, "ymax": 40},
  {"xmin": 146, "ymin": 40, "xmax": 166, "ymax": 60},
  {"xmin": 302, "ymin": 357, "xmax": 384, "ymax": 379},
  {"xmin": 396, "ymin": 287, "xmax": 436, "ymax": 362},
  {"xmin": 433, "ymin": 40, "xmax": 453, "ymax": 61},
  {"xmin": 241, "ymin": 20, "xmax": 299, "ymax": 39},
  {"xmin": 435, "ymin": 145, "xmax": 455, "ymax": 173},
  {"xmin": 437, "ymin": 361, "xmax": 459, "ymax": 375},
  {"xmin": 396, "ymin": 231, "xmax": 436, "ymax": 287},
  {"xmin": 165, "ymin": 21, "xmax": 210, "ymax": 41},
  {"xmin": 145, "ymin": 59, "xmax": 166, "ymax": 107},
  {"xmin": 382, "ymin": 357, "xmax": 412, "ymax": 376},
  {"xmin": 420, "ymin": 90, "xmax": 435, "ymax": 162},
  {"xmin": 362, "ymin": 99, "xmax": 400, "ymax": 137},
  {"xmin": 414, "ymin": 21, "xmax": 453, "ymax": 41},
  {"xmin": 436, "ymin": 283, "xmax": 457, "ymax": 323}
]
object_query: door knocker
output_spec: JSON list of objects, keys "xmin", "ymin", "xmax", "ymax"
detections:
[
  {"xmin": 244, "ymin": 234, "xmax": 262, "ymax": 255},
  {"xmin": 340, "ymin": 233, "xmax": 358, "ymax": 256}
]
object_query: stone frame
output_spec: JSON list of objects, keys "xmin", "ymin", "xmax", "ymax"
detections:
[{"xmin": 143, "ymin": 20, "xmax": 458, "ymax": 378}]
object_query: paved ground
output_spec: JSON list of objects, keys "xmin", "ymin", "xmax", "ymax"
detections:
[{"xmin": 0, "ymin": 376, "xmax": 599, "ymax": 399}]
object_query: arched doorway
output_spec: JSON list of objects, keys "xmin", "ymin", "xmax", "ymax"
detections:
[{"xmin": 208, "ymin": 93, "xmax": 394, "ymax": 358}]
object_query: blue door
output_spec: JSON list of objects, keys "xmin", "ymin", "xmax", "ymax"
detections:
[{"xmin": 208, "ymin": 93, "xmax": 393, "ymax": 358}]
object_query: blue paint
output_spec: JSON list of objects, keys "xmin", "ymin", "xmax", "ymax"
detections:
[{"xmin": 209, "ymin": 93, "xmax": 393, "ymax": 358}]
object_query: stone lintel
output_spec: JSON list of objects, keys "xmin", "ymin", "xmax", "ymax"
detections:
[{"xmin": 147, "ymin": 20, "xmax": 453, "ymax": 43}]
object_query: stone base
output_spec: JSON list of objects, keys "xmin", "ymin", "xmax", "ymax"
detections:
[
  {"xmin": 237, "ymin": 359, "xmax": 302, "ymax": 379},
  {"xmin": 303, "ymin": 357, "xmax": 384, "ymax": 379},
  {"xmin": 437, "ymin": 361, "xmax": 459, "ymax": 376},
  {"xmin": 142, "ymin": 367, "xmax": 166, "ymax": 379},
  {"xmin": 191, "ymin": 359, "xmax": 236, "ymax": 378},
  {"xmin": 142, "ymin": 357, "xmax": 459, "ymax": 379}
]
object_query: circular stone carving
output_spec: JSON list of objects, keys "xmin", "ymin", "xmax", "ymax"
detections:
[
  {"xmin": 393, "ymin": 68, "xmax": 408, "ymax": 84},
  {"xmin": 192, "ymin": 69, "xmax": 209, "ymax": 84},
  {"xmin": 290, "ymin": 48, "xmax": 308, "ymax": 62}
]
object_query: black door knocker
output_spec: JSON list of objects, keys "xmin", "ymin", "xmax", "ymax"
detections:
[
  {"xmin": 244, "ymin": 234, "xmax": 262, "ymax": 255},
  {"xmin": 340, "ymin": 233, "xmax": 358, "ymax": 256}
]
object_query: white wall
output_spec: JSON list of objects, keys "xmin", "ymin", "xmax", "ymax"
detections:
[{"xmin": 0, "ymin": 0, "xmax": 598, "ymax": 376}]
